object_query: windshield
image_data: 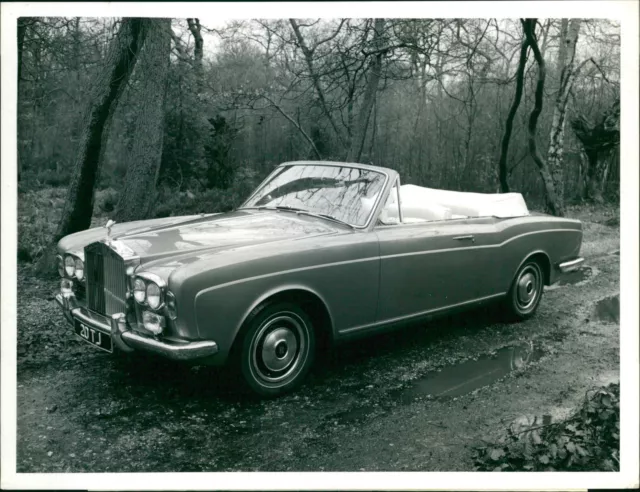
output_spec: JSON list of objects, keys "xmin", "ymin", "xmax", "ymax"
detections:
[{"xmin": 241, "ymin": 164, "xmax": 387, "ymax": 227}]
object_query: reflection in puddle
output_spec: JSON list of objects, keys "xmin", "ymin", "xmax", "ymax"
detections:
[
  {"xmin": 397, "ymin": 342, "xmax": 544, "ymax": 404},
  {"xmin": 594, "ymin": 294, "xmax": 620, "ymax": 323}
]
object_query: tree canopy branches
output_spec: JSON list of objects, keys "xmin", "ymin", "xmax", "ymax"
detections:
[{"xmin": 18, "ymin": 16, "xmax": 620, "ymax": 258}]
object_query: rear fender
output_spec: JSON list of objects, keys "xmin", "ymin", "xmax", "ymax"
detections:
[{"xmin": 511, "ymin": 250, "xmax": 552, "ymax": 286}]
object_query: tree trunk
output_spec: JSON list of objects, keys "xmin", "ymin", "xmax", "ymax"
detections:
[
  {"xmin": 346, "ymin": 19, "xmax": 384, "ymax": 163},
  {"xmin": 522, "ymin": 18, "xmax": 564, "ymax": 216},
  {"xmin": 187, "ymin": 18, "xmax": 204, "ymax": 93},
  {"xmin": 73, "ymin": 17, "xmax": 81, "ymax": 82},
  {"xmin": 571, "ymin": 99, "xmax": 619, "ymax": 203},
  {"xmin": 17, "ymin": 18, "xmax": 28, "ymax": 179},
  {"xmin": 113, "ymin": 19, "xmax": 171, "ymax": 222},
  {"xmin": 545, "ymin": 19, "xmax": 581, "ymax": 213},
  {"xmin": 577, "ymin": 150, "xmax": 588, "ymax": 200},
  {"xmin": 497, "ymin": 28, "xmax": 529, "ymax": 193},
  {"xmin": 369, "ymin": 92, "xmax": 378, "ymax": 162},
  {"xmin": 585, "ymin": 149, "xmax": 604, "ymax": 203},
  {"xmin": 17, "ymin": 18, "xmax": 27, "ymax": 87},
  {"xmin": 38, "ymin": 18, "xmax": 147, "ymax": 273},
  {"xmin": 290, "ymin": 19, "xmax": 348, "ymax": 151}
]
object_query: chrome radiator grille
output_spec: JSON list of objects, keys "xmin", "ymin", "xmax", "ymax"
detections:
[{"xmin": 85, "ymin": 242, "xmax": 127, "ymax": 316}]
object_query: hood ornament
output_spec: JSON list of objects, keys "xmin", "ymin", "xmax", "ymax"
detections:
[{"xmin": 105, "ymin": 219, "xmax": 116, "ymax": 242}]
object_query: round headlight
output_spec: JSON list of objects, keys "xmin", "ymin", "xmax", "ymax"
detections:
[
  {"xmin": 64, "ymin": 255, "xmax": 76, "ymax": 277},
  {"xmin": 57, "ymin": 256, "xmax": 65, "ymax": 277},
  {"xmin": 74, "ymin": 258, "xmax": 84, "ymax": 281},
  {"xmin": 146, "ymin": 282, "xmax": 162, "ymax": 309},
  {"xmin": 133, "ymin": 278, "xmax": 146, "ymax": 304}
]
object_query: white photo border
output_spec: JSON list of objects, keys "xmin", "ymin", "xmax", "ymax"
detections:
[{"xmin": 2, "ymin": 1, "xmax": 638, "ymax": 490}]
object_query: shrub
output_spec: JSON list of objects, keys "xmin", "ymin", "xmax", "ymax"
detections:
[
  {"xmin": 18, "ymin": 188, "xmax": 66, "ymax": 263},
  {"xmin": 474, "ymin": 383, "xmax": 620, "ymax": 471},
  {"xmin": 19, "ymin": 169, "xmax": 71, "ymax": 191},
  {"xmin": 95, "ymin": 188, "xmax": 119, "ymax": 213},
  {"xmin": 153, "ymin": 167, "xmax": 261, "ymax": 218},
  {"xmin": 153, "ymin": 187, "xmax": 243, "ymax": 218}
]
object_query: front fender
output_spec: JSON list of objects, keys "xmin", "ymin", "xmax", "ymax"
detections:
[{"xmin": 234, "ymin": 282, "xmax": 334, "ymax": 336}]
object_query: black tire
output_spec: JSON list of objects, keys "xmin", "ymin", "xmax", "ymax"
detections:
[
  {"xmin": 235, "ymin": 301, "xmax": 315, "ymax": 397},
  {"xmin": 505, "ymin": 259, "xmax": 544, "ymax": 321}
]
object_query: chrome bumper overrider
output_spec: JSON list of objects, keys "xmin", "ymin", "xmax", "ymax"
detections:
[
  {"xmin": 558, "ymin": 257, "xmax": 585, "ymax": 273},
  {"xmin": 55, "ymin": 292, "xmax": 218, "ymax": 361}
]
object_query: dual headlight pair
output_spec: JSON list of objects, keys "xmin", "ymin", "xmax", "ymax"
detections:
[
  {"xmin": 58, "ymin": 254, "xmax": 84, "ymax": 281},
  {"xmin": 132, "ymin": 275, "xmax": 177, "ymax": 319},
  {"xmin": 133, "ymin": 277, "xmax": 163, "ymax": 310}
]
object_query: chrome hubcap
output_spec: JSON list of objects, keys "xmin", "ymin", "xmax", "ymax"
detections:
[
  {"xmin": 250, "ymin": 313, "xmax": 307, "ymax": 385},
  {"xmin": 516, "ymin": 267, "xmax": 540, "ymax": 310},
  {"xmin": 261, "ymin": 326, "xmax": 298, "ymax": 372}
]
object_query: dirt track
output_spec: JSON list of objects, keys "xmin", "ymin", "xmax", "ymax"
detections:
[{"xmin": 16, "ymin": 218, "xmax": 620, "ymax": 472}]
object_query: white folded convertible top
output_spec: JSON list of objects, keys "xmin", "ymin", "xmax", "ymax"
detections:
[{"xmin": 382, "ymin": 184, "xmax": 529, "ymax": 222}]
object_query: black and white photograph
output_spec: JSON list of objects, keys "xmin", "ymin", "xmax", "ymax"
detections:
[{"xmin": 1, "ymin": 1, "xmax": 638, "ymax": 490}]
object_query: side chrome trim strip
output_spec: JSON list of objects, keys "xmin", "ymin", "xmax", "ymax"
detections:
[
  {"xmin": 195, "ymin": 256, "xmax": 380, "ymax": 299},
  {"xmin": 379, "ymin": 228, "xmax": 580, "ymax": 261},
  {"xmin": 195, "ymin": 228, "xmax": 581, "ymax": 299},
  {"xmin": 339, "ymin": 292, "xmax": 507, "ymax": 335}
]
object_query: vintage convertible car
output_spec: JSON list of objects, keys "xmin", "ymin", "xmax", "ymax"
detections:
[{"xmin": 56, "ymin": 161, "xmax": 584, "ymax": 396}]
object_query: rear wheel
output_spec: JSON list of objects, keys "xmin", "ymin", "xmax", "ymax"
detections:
[
  {"xmin": 236, "ymin": 302, "xmax": 315, "ymax": 397},
  {"xmin": 505, "ymin": 259, "xmax": 544, "ymax": 321}
]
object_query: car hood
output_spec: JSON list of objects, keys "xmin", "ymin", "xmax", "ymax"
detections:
[{"xmin": 92, "ymin": 210, "xmax": 342, "ymax": 264}]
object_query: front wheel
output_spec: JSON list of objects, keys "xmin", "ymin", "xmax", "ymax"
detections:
[
  {"xmin": 236, "ymin": 302, "xmax": 315, "ymax": 397},
  {"xmin": 505, "ymin": 259, "xmax": 544, "ymax": 321}
]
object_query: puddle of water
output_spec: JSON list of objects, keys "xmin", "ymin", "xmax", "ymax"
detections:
[
  {"xmin": 594, "ymin": 294, "xmax": 620, "ymax": 323},
  {"xmin": 396, "ymin": 342, "xmax": 544, "ymax": 404}
]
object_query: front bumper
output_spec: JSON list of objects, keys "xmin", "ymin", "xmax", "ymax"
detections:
[
  {"xmin": 55, "ymin": 292, "xmax": 219, "ymax": 361},
  {"xmin": 558, "ymin": 257, "xmax": 585, "ymax": 273}
]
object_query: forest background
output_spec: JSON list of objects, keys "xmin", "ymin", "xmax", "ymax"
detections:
[{"xmin": 16, "ymin": 17, "xmax": 620, "ymax": 266}]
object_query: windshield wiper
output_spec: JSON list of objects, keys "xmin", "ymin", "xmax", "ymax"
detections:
[
  {"xmin": 274, "ymin": 205, "xmax": 305, "ymax": 212},
  {"xmin": 238, "ymin": 205, "xmax": 302, "ymax": 212},
  {"xmin": 240, "ymin": 205, "xmax": 354, "ymax": 228},
  {"xmin": 295, "ymin": 210, "xmax": 355, "ymax": 229}
]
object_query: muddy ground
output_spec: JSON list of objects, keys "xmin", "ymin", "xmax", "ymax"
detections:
[{"xmin": 16, "ymin": 210, "xmax": 620, "ymax": 472}]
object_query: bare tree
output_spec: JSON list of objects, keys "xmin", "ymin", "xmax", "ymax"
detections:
[
  {"xmin": 545, "ymin": 19, "xmax": 581, "ymax": 214},
  {"xmin": 522, "ymin": 18, "xmax": 564, "ymax": 216},
  {"xmin": 497, "ymin": 24, "xmax": 529, "ymax": 193},
  {"xmin": 17, "ymin": 18, "xmax": 29, "ymax": 87},
  {"xmin": 571, "ymin": 98, "xmax": 619, "ymax": 203},
  {"xmin": 289, "ymin": 18, "xmax": 349, "ymax": 150},
  {"xmin": 346, "ymin": 19, "xmax": 385, "ymax": 162},
  {"xmin": 114, "ymin": 19, "xmax": 171, "ymax": 222},
  {"xmin": 38, "ymin": 18, "xmax": 147, "ymax": 272},
  {"xmin": 187, "ymin": 18, "xmax": 204, "ymax": 93}
]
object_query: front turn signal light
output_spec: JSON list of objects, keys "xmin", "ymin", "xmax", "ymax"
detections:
[
  {"xmin": 142, "ymin": 310, "xmax": 165, "ymax": 335},
  {"xmin": 165, "ymin": 291, "xmax": 177, "ymax": 320}
]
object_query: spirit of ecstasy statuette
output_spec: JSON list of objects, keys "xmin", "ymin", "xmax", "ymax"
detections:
[{"xmin": 105, "ymin": 219, "xmax": 116, "ymax": 243}]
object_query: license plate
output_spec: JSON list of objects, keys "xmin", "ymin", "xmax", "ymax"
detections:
[{"xmin": 74, "ymin": 321, "xmax": 113, "ymax": 353}]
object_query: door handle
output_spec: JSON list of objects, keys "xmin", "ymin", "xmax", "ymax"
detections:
[{"xmin": 453, "ymin": 235, "xmax": 475, "ymax": 243}]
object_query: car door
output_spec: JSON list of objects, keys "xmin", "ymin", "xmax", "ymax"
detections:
[{"xmin": 374, "ymin": 216, "xmax": 503, "ymax": 324}]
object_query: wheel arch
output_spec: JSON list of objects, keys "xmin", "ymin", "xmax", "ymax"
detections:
[
  {"xmin": 513, "ymin": 250, "xmax": 552, "ymax": 286},
  {"xmin": 231, "ymin": 285, "xmax": 335, "ymax": 356}
]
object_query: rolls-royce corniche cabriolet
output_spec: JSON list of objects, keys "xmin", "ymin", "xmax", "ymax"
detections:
[{"xmin": 56, "ymin": 161, "xmax": 584, "ymax": 396}]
